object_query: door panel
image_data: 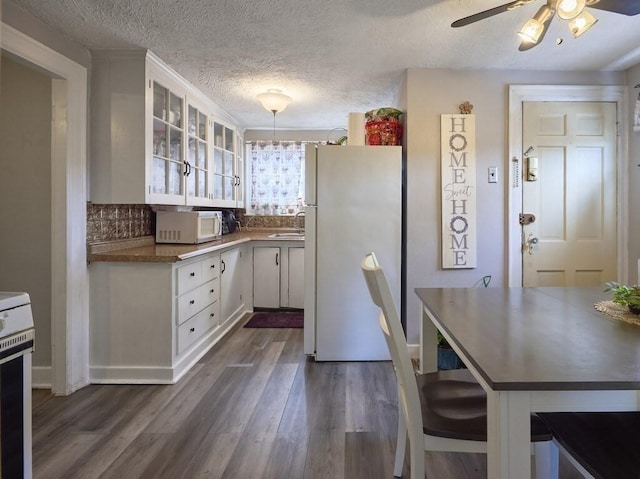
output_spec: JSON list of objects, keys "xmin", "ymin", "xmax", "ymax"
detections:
[{"xmin": 522, "ymin": 102, "xmax": 617, "ymax": 287}]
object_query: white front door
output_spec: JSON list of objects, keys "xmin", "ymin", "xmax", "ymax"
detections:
[{"xmin": 522, "ymin": 101, "xmax": 617, "ymax": 287}]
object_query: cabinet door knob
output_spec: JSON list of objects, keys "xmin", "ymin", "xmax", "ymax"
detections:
[
  {"xmin": 190, "ymin": 299, "xmax": 195, "ymax": 305},
  {"xmin": 210, "ymin": 313, "xmax": 215, "ymax": 318},
  {"xmin": 190, "ymin": 272, "xmax": 195, "ymax": 277},
  {"xmin": 190, "ymin": 327, "xmax": 195, "ymax": 332}
]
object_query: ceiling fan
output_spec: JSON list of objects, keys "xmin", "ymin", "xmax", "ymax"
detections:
[{"xmin": 451, "ymin": 0, "xmax": 640, "ymax": 51}]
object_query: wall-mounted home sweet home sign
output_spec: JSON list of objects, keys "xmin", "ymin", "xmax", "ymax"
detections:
[{"xmin": 441, "ymin": 114, "xmax": 476, "ymax": 269}]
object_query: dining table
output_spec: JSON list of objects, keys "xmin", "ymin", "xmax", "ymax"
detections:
[{"xmin": 416, "ymin": 286, "xmax": 640, "ymax": 479}]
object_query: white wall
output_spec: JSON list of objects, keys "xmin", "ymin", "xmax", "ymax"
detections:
[
  {"xmin": 625, "ymin": 64, "xmax": 640, "ymax": 284},
  {"xmin": 0, "ymin": 56, "xmax": 53, "ymax": 368},
  {"xmin": 404, "ymin": 68, "xmax": 625, "ymax": 344}
]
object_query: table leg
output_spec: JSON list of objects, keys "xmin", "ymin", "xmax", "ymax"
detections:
[
  {"xmin": 486, "ymin": 390, "xmax": 532, "ymax": 479},
  {"xmin": 420, "ymin": 306, "xmax": 438, "ymax": 373}
]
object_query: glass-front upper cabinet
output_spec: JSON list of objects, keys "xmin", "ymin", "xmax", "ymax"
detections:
[
  {"xmin": 90, "ymin": 50, "xmax": 241, "ymax": 206},
  {"xmin": 185, "ymin": 102, "xmax": 211, "ymax": 205},
  {"xmin": 152, "ymin": 81, "xmax": 185, "ymax": 202},
  {"xmin": 235, "ymin": 130, "xmax": 244, "ymax": 208},
  {"xmin": 213, "ymin": 120, "xmax": 238, "ymax": 207}
]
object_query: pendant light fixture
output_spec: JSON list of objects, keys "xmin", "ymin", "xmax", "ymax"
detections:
[{"xmin": 256, "ymin": 89, "xmax": 293, "ymax": 137}]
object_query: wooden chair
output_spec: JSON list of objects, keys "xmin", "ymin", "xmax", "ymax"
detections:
[
  {"xmin": 539, "ymin": 412, "xmax": 640, "ymax": 479},
  {"xmin": 360, "ymin": 252, "xmax": 556, "ymax": 479}
]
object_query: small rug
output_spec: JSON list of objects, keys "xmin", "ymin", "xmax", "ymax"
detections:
[{"xmin": 243, "ymin": 311, "xmax": 304, "ymax": 328}]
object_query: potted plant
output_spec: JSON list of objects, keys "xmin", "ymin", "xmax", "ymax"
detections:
[
  {"xmin": 437, "ymin": 330, "xmax": 463, "ymax": 370},
  {"xmin": 604, "ymin": 281, "xmax": 640, "ymax": 315}
]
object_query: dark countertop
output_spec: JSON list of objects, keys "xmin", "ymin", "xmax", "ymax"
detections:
[{"xmin": 88, "ymin": 229, "xmax": 304, "ymax": 263}]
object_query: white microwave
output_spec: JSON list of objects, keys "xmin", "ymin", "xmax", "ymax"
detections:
[{"xmin": 155, "ymin": 211, "xmax": 223, "ymax": 244}]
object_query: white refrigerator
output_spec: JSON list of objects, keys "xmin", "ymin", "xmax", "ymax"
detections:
[{"xmin": 304, "ymin": 145, "xmax": 402, "ymax": 361}]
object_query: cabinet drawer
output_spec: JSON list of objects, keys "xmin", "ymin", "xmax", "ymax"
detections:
[
  {"xmin": 177, "ymin": 302, "xmax": 218, "ymax": 354},
  {"xmin": 177, "ymin": 278, "xmax": 220, "ymax": 325},
  {"xmin": 203, "ymin": 277, "xmax": 220, "ymax": 307},
  {"xmin": 202, "ymin": 255, "xmax": 220, "ymax": 282},
  {"xmin": 177, "ymin": 287, "xmax": 202, "ymax": 325},
  {"xmin": 176, "ymin": 261, "xmax": 203, "ymax": 296}
]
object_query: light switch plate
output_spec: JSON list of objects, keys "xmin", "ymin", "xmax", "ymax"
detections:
[{"xmin": 488, "ymin": 166, "xmax": 498, "ymax": 183}]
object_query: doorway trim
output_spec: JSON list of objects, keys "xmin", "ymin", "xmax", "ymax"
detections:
[
  {"xmin": 507, "ymin": 85, "xmax": 628, "ymax": 287},
  {"xmin": 2, "ymin": 23, "xmax": 89, "ymax": 394}
]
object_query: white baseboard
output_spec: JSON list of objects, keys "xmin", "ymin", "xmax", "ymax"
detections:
[
  {"xmin": 32, "ymin": 366, "xmax": 52, "ymax": 389},
  {"xmin": 90, "ymin": 308, "xmax": 251, "ymax": 385}
]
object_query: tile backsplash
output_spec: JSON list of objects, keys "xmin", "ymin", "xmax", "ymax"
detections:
[
  {"xmin": 87, "ymin": 204, "xmax": 305, "ymax": 244},
  {"xmin": 87, "ymin": 203, "xmax": 154, "ymax": 243},
  {"xmin": 235, "ymin": 211, "xmax": 303, "ymax": 230}
]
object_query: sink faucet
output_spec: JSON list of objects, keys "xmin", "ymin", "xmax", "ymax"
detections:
[{"xmin": 294, "ymin": 211, "xmax": 305, "ymax": 233}]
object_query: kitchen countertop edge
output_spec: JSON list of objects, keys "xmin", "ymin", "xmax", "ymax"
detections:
[{"xmin": 88, "ymin": 230, "xmax": 304, "ymax": 263}]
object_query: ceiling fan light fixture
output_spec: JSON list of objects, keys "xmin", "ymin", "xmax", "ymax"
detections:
[
  {"xmin": 256, "ymin": 89, "xmax": 293, "ymax": 114},
  {"xmin": 557, "ymin": 0, "xmax": 586, "ymax": 19},
  {"xmin": 518, "ymin": 18, "xmax": 544, "ymax": 43},
  {"xmin": 517, "ymin": 5, "xmax": 553, "ymax": 43},
  {"xmin": 568, "ymin": 10, "xmax": 598, "ymax": 37}
]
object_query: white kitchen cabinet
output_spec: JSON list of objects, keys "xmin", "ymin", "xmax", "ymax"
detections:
[
  {"xmin": 253, "ymin": 247, "xmax": 281, "ymax": 308},
  {"xmin": 212, "ymin": 120, "xmax": 244, "ymax": 208},
  {"xmin": 253, "ymin": 245, "xmax": 304, "ymax": 309},
  {"xmin": 90, "ymin": 49, "xmax": 239, "ymax": 206},
  {"xmin": 220, "ymin": 246, "xmax": 245, "ymax": 324},
  {"xmin": 235, "ymin": 130, "xmax": 245, "ymax": 208},
  {"xmin": 288, "ymin": 247, "xmax": 305, "ymax": 309},
  {"xmin": 184, "ymin": 99, "xmax": 212, "ymax": 206},
  {"xmin": 175, "ymin": 259, "xmax": 220, "ymax": 355},
  {"xmin": 150, "ymin": 75, "xmax": 187, "ymax": 204},
  {"xmin": 89, "ymin": 246, "xmax": 247, "ymax": 384}
]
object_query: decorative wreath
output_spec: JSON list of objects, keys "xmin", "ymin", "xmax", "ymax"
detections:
[
  {"xmin": 448, "ymin": 133, "xmax": 467, "ymax": 152},
  {"xmin": 449, "ymin": 215, "xmax": 469, "ymax": 234}
]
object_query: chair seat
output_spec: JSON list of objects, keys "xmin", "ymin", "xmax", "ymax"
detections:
[
  {"xmin": 418, "ymin": 369, "xmax": 552, "ymax": 442},
  {"xmin": 539, "ymin": 412, "xmax": 640, "ymax": 479}
]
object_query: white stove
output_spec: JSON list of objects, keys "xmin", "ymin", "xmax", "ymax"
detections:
[{"xmin": 0, "ymin": 292, "xmax": 35, "ymax": 478}]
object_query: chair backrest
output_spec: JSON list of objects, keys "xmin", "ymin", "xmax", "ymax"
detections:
[{"xmin": 361, "ymin": 252, "xmax": 425, "ymax": 447}]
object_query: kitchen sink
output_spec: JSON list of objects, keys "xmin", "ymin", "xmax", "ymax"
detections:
[{"xmin": 268, "ymin": 232, "xmax": 305, "ymax": 238}]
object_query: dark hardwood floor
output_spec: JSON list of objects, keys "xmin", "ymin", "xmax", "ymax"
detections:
[{"xmin": 32, "ymin": 318, "xmax": 582, "ymax": 478}]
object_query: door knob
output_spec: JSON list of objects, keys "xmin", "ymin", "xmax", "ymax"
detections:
[{"xmin": 525, "ymin": 234, "xmax": 539, "ymax": 255}]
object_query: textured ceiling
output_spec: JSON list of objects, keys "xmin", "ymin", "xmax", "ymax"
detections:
[{"xmin": 7, "ymin": 0, "xmax": 640, "ymax": 130}]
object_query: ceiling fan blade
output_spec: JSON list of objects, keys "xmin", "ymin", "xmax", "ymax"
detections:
[
  {"xmin": 451, "ymin": 0, "xmax": 536, "ymax": 28},
  {"xmin": 518, "ymin": 14, "xmax": 554, "ymax": 51},
  {"xmin": 587, "ymin": 0, "xmax": 640, "ymax": 16}
]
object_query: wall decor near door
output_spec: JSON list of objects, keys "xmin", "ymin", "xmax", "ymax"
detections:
[{"xmin": 441, "ymin": 113, "xmax": 477, "ymax": 269}]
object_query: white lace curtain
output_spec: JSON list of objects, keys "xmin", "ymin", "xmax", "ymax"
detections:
[{"xmin": 249, "ymin": 141, "xmax": 306, "ymax": 215}]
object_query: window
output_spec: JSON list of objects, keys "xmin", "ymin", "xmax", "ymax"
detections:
[{"xmin": 246, "ymin": 141, "xmax": 306, "ymax": 215}]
